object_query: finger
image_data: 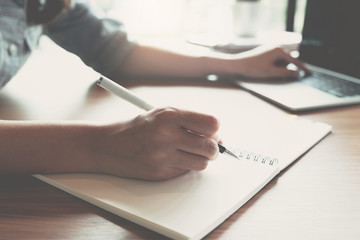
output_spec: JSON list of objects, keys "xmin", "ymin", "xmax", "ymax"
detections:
[
  {"xmin": 177, "ymin": 130, "xmax": 219, "ymax": 160},
  {"xmin": 269, "ymin": 67, "xmax": 301, "ymax": 79},
  {"xmin": 212, "ymin": 133, "xmax": 221, "ymax": 143},
  {"xmin": 170, "ymin": 150, "xmax": 210, "ymax": 171},
  {"xmin": 176, "ymin": 110, "xmax": 220, "ymax": 138},
  {"xmin": 277, "ymin": 52, "xmax": 311, "ymax": 74}
]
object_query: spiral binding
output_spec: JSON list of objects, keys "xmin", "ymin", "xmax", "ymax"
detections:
[{"xmin": 234, "ymin": 149, "xmax": 279, "ymax": 166}]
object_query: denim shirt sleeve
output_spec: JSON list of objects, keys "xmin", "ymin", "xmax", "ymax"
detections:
[
  {"xmin": 0, "ymin": 0, "xmax": 42, "ymax": 88},
  {"xmin": 44, "ymin": 3, "xmax": 137, "ymax": 78}
]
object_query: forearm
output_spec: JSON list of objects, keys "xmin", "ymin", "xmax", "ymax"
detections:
[
  {"xmin": 0, "ymin": 107, "xmax": 220, "ymax": 180},
  {"xmin": 0, "ymin": 120, "xmax": 100, "ymax": 175},
  {"xmin": 114, "ymin": 45, "xmax": 307, "ymax": 80},
  {"xmin": 114, "ymin": 45, "xmax": 241, "ymax": 79}
]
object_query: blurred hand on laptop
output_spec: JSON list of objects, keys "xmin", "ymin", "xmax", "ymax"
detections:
[{"xmin": 230, "ymin": 46, "xmax": 311, "ymax": 80}]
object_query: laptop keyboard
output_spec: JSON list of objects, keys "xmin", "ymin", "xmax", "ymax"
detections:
[{"xmin": 301, "ymin": 71, "xmax": 360, "ymax": 97}]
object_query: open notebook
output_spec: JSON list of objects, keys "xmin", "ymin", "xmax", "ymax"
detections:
[{"xmin": 35, "ymin": 116, "xmax": 331, "ymax": 240}]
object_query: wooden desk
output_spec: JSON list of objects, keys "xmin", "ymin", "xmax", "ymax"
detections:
[{"xmin": 0, "ymin": 39, "xmax": 359, "ymax": 240}]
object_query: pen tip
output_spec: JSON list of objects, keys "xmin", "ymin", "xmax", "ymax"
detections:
[
  {"xmin": 97, "ymin": 77, "xmax": 103, "ymax": 85},
  {"xmin": 225, "ymin": 149, "xmax": 240, "ymax": 160}
]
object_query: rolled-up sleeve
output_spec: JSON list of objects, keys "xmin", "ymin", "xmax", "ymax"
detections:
[{"xmin": 44, "ymin": 3, "xmax": 136, "ymax": 78}]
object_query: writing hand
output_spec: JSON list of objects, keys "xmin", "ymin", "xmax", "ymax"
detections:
[{"xmin": 95, "ymin": 107, "xmax": 220, "ymax": 180}]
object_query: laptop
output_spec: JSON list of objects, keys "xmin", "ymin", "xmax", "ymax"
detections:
[{"xmin": 233, "ymin": 0, "xmax": 360, "ymax": 112}]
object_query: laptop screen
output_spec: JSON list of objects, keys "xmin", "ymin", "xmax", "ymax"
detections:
[{"xmin": 299, "ymin": 0, "xmax": 360, "ymax": 78}]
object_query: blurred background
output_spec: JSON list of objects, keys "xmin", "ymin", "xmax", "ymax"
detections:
[{"xmin": 84, "ymin": 0, "xmax": 307, "ymax": 40}]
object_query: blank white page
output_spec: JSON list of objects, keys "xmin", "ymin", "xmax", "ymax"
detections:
[{"xmin": 35, "ymin": 155, "xmax": 278, "ymax": 240}]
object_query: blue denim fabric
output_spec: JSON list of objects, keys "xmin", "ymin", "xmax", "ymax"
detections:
[
  {"xmin": 0, "ymin": 0, "xmax": 42, "ymax": 87},
  {"xmin": 45, "ymin": 2, "xmax": 136, "ymax": 78},
  {"xmin": 0, "ymin": 0, "xmax": 135, "ymax": 88}
]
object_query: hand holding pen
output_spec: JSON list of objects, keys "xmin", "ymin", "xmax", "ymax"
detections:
[{"xmin": 96, "ymin": 76, "xmax": 238, "ymax": 180}]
